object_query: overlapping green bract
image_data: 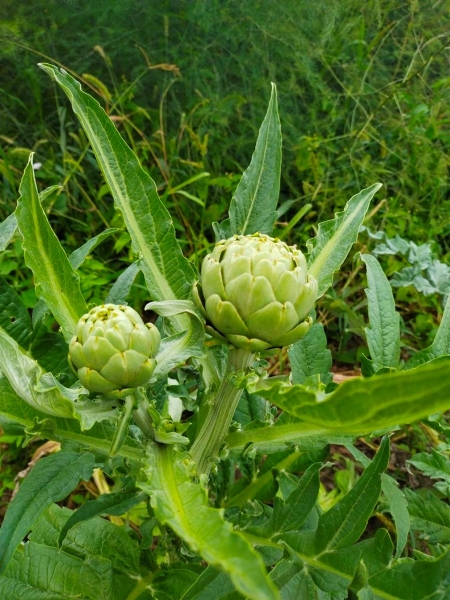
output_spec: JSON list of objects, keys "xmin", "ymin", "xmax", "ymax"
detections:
[
  {"xmin": 69, "ymin": 304, "xmax": 160, "ymax": 399},
  {"xmin": 194, "ymin": 233, "xmax": 317, "ymax": 351}
]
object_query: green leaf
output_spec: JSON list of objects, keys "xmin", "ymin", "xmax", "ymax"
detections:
[
  {"xmin": 405, "ymin": 294, "xmax": 450, "ymax": 369},
  {"xmin": 244, "ymin": 463, "xmax": 322, "ymax": 539},
  {"xmin": 16, "ymin": 154, "xmax": 88, "ymax": 340},
  {"xmin": 407, "ymin": 449, "xmax": 450, "ymax": 497},
  {"xmin": 68, "ymin": 228, "xmax": 120, "ymax": 270},
  {"xmin": 405, "ymin": 489, "xmax": 450, "ymax": 544},
  {"xmin": 0, "ymin": 186, "xmax": 60, "ymax": 253},
  {"xmin": 307, "ymin": 183, "xmax": 382, "ymax": 298},
  {"xmin": 40, "ymin": 64, "xmax": 196, "ymax": 320},
  {"xmin": 0, "ymin": 541, "xmax": 114, "ymax": 600},
  {"xmin": 138, "ymin": 445, "xmax": 279, "ymax": 600},
  {"xmin": 0, "ymin": 328, "xmax": 82, "ymax": 418},
  {"xmin": 226, "ymin": 412, "xmax": 354, "ymax": 455},
  {"xmin": 0, "ymin": 378, "xmax": 142, "ymax": 462},
  {"xmin": 345, "ymin": 444, "xmax": 409, "ymax": 558},
  {"xmin": 288, "ymin": 322, "xmax": 332, "ymax": 385},
  {"xmin": 29, "ymin": 326, "xmax": 71, "ymax": 375},
  {"xmin": 0, "ymin": 212, "xmax": 17, "ymax": 252},
  {"xmin": 361, "ymin": 254, "xmax": 400, "ymax": 371},
  {"xmin": 0, "ymin": 276, "xmax": 32, "ymax": 347},
  {"xmin": 368, "ymin": 546, "xmax": 450, "ymax": 599},
  {"xmin": 0, "ymin": 451, "xmax": 95, "ymax": 575},
  {"xmin": 228, "ymin": 83, "xmax": 282, "ymax": 236},
  {"xmin": 314, "ymin": 437, "xmax": 389, "ymax": 553},
  {"xmin": 146, "ymin": 300, "xmax": 205, "ymax": 377},
  {"xmin": 58, "ymin": 491, "xmax": 146, "ymax": 545},
  {"xmin": 105, "ymin": 261, "xmax": 141, "ymax": 304},
  {"xmin": 181, "ymin": 566, "xmax": 241, "ymax": 600},
  {"xmin": 31, "ymin": 504, "xmax": 141, "ymax": 577},
  {"xmin": 255, "ymin": 359, "xmax": 450, "ymax": 434}
]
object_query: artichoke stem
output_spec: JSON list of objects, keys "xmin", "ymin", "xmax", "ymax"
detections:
[
  {"xmin": 133, "ymin": 397, "xmax": 154, "ymax": 439},
  {"xmin": 110, "ymin": 394, "xmax": 135, "ymax": 456},
  {"xmin": 191, "ymin": 347, "xmax": 255, "ymax": 474}
]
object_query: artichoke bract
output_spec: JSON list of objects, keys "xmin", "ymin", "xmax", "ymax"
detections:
[
  {"xmin": 68, "ymin": 304, "xmax": 160, "ymax": 399},
  {"xmin": 193, "ymin": 233, "xmax": 318, "ymax": 351}
]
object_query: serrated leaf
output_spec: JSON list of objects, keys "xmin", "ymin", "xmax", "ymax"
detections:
[
  {"xmin": 234, "ymin": 390, "xmax": 270, "ymax": 427},
  {"xmin": 0, "ymin": 328, "xmax": 82, "ymax": 418},
  {"xmin": 28, "ymin": 504, "xmax": 141, "ymax": 578},
  {"xmin": 361, "ymin": 254, "xmax": 400, "ymax": 371},
  {"xmin": 0, "ymin": 541, "xmax": 114, "ymax": 600},
  {"xmin": 40, "ymin": 64, "xmax": 195, "ymax": 327},
  {"xmin": 245, "ymin": 463, "xmax": 321, "ymax": 539},
  {"xmin": 288, "ymin": 322, "xmax": 332, "ymax": 385},
  {"xmin": 307, "ymin": 183, "xmax": 382, "ymax": 298},
  {"xmin": 0, "ymin": 212, "xmax": 18, "ymax": 252},
  {"xmin": 16, "ymin": 154, "xmax": 88, "ymax": 340},
  {"xmin": 405, "ymin": 489, "xmax": 450, "ymax": 544},
  {"xmin": 59, "ymin": 491, "xmax": 146, "ymax": 545},
  {"xmin": 181, "ymin": 566, "xmax": 241, "ymax": 600},
  {"xmin": 345, "ymin": 444, "xmax": 409, "ymax": 558},
  {"xmin": 0, "ymin": 451, "xmax": 95, "ymax": 575},
  {"xmin": 405, "ymin": 295, "xmax": 450, "ymax": 369},
  {"xmin": 68, "ymin": 228, "xmax": 120, "ymax": 270},
  {"xmin": 228, "ymin": 83, "xmax": 281, "ymax": 236},
  {"xmin": 368, "ymin": 546, "xmax": 450, "ymax": 599},
  {"xmin": 146, "ymin": 300, "xmax": 205, "ymax": 377},
  {"xmin": 0, "ymin": 276, "xmax": 32, "ymax": 347},
  {"xmin": 254, "ymin": 359, "xmax": 450, "ymax": 434},
  {"xmin": 314, "ymin": 437, "xmax": 389, "ymax": 553},
  {"xmin": 407, "ymin": 449, "xmax": 450, "ymax": 497},
  {"xmin": 0, "ymin": 378, "xmax": 142, "ymax": 462},
  {"xmin": 226, "ymin": 412, "xmax": 354, "ymax": 455},
  {"xmin": 138, "ymin": 445, "xmax": 279, "ymax": 600},
  {"xmin": 105, "ymin": 261, "xmax": 141, "ymax": 304}
]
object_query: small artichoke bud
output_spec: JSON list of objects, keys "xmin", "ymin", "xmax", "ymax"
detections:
[
  {"xmin": 68, "ymin": 304, "xmax": 160, "ymax": 399},
  {"xmin": 193, "ymin": 233, "xmax": 317, "ymax": 352}
]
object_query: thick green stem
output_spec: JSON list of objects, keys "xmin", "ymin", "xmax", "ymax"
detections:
[
  {"xmin": 133, "ymin": 397, "xmax": 154, "ymax": 439},
  {"xmin": 110, "ymin": 394, "xmax": 135, "ymax": 456},
  {"xmin": 190, "ymin": 347, "xmax": 254, "ymax": 474}
]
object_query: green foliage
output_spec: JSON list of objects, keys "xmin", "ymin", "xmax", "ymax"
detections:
[{"xmin": 1, "ymin": 62, "xmax": 450, "ymax": 600}]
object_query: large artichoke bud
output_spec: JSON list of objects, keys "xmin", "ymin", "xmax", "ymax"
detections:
[
  {"xmin": 193, "ymin": 234, "xmax": 318, "ymax": 352},
  {"xmin": 68, "ymin": 304, "xmax": 160, "ymax": 399}
]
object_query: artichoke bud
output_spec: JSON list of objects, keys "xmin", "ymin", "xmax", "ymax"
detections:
[
  {"xmin": 68, "ymin": 304, "xmax": 161, "ymax": 399},
  {"xmin": 193, "ymin": 233, "xmax": 318, "ymax": 351}
]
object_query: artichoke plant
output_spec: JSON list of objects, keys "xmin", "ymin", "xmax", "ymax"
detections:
[
  {"xmin": 193, "ymin": 233, "xmax": 318, "ymax": 351},
  {"xmin": 68, "ymin": 304, "xmax": 160, "ymax": 399}
]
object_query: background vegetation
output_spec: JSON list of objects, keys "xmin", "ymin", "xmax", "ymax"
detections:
[{"xmin": 1, "ymin": 0, "xmax": 450, "ymax": 555}]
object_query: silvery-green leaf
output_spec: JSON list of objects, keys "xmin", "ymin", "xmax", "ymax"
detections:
[
  {"xmin": 39, "ymin": 64, "xmax": 195, "ymax": 320},
  {"xmin": 228, "ymin": 83, "xmax": 282, "ymax": 237},
  {"xmin": 16, "ymin": 154, "xmax": 87, "ymax": 340},
  {"xmin": 0, "ymin": 213, "xmax": 17, "ymax": 252},
  {"xmin": 68, "ymin": 228, "xmax": 121, "ymax": 270},
  {"xmin": 105, "ymin": 261, "xmax": 141, "ymax": 304},
  {"xmin": 361, "ymin": 254, "xmax": 400, "ymax": 371},
  {"xmin": 307, "ymin": 183, "xmax": 382, "ymax": 298},
  {"xmin": 145, "ymin": 300, "xmax": 205, "ymax": 377}
]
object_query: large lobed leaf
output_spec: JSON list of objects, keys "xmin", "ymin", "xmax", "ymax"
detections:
[
  {"xmin": 0, "ymin": 451, "xmax": 95, "ymax": 575},
  {"xmin": 255, "ymin": 359, "xmax": 450, "ymax": 434},
  {"xmin": 40, "ymin": 64, "xmax": 195, "ymax": 319},
  {"xmin": 361, "ymin": 253, "xmax": 400, "ymax": 371},
  {"xmin": 16, "ymin": 155, "xmax": 88, "ymax": 340},
  {"xmin": 138, "ymin": 445, "xmax": 279, "ymax": 600},
  {"xmin": 0, "ymin": 504, "xmax": 143, "ymax": 600},
  {"xmin": 307, "ymin": 183, "xmax": 382, "ymax": 298},
  {"xmin": 405, "ymin": 293, "xmax": 450, "ymax": 370},
  {"xmin": 228, "ymin": 82, "xmax": 282, "ymax": 237}
]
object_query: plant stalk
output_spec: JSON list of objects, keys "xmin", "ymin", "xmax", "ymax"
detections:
[
  {"xmin": 110, "ymin": 394, "xmax": 135, "ymax": 456},
  {"xmin": 190, "ymin": 347, "xmax": 254, "ymax": 474}
]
